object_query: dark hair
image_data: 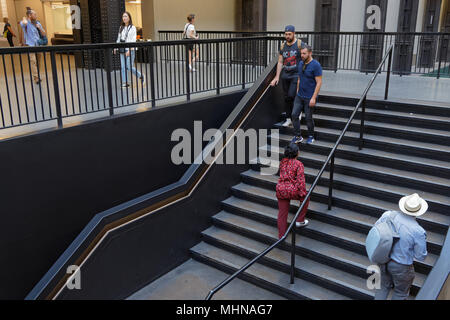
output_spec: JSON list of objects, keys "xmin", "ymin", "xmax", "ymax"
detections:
[
  {"xmin": 284, "ymin": 143, "xmax": 299, "ymax": 159},
  {"xmin": 302, "ymin": 44, "xmax": 312, "ymax": 53},
  {"xmin": 301, "ymin": 44, "xmax": 313, "ymax": 72},
  {"xmin": 120, "ymin": 11, "xmax": 133, "ymax": 29},
  {"xmin": 187, "ymin": 14, "xmax": 195, "ymax": 22},
  {"xmin": 26, "ymin": 7, "xmax": 33, "ymax": 16}
]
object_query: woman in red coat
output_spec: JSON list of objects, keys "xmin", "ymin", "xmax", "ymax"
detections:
[{"xmin": 276, "ymin": 143, "xmax": 310, "ymax": 239}]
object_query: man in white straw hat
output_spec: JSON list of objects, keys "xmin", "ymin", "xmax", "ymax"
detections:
[{"xmin": 374, "ymin": 193, "xmax": 428, "ymax": 300}]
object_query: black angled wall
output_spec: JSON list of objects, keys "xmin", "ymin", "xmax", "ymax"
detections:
[{"xmin": 0, "ymin": 91, "xmax": 245, "ymax": 299}]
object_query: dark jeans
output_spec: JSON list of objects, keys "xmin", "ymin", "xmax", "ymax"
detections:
[
  {"xmin": 374, "ymin": 260, "xmax": 415, "ymax": 300},
  {"xmin": 292, "ymin": 95, "xmax": 314, "ymax": 137},
  {"xmin": 280, "ymin": 72, "xmax": 298, "ymax": 119},
  {"xmin": 7, "ymin": 35, "xmax": 14, "ymax": 47}
]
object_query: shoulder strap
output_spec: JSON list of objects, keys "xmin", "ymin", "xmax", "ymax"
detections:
[
  {"xmin": 121, "ymin": 25, "xmax": 132, "ymax": 40},
  {"xmin": 183, "ymin": 23, "xmax": 191, "ymax": 35}
]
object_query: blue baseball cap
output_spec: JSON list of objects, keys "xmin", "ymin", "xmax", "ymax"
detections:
[{"xmin": 285, "ymin": 25, "xmax": 295, "ymax": 33}]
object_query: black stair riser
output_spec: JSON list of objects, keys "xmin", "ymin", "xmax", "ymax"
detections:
[
  {"xmin": 190, "ymin": 250, "xmax": 308, "ymax": 300},
  {"xmin": 318, "ymin": 96, "xmax": 450, "ymax": 118},
  {"xmin": 216, "ymin": 202, "xmax": 432, "ymax": 276},
  {"xmin": 231, "ymin": 185, "xmax": 443, "ymax": 256},
  {"xmin": 314, "ymin": 119, "xmax": 450, "ymax": 146},
  {"xmin": 203, "ymin": 224, "xmax": 392, "ymax": 281},
  {"xmin": 276, "ymin": 125, "xmax": 450, "ymax": 162},
  {"xmin": 251, "ymin": 158, "xmax": 450, "ymax": 197},
  {"xmin": 240, "ymin": 172, "xmax": 449, "ymax": 234},
  {"xmin": 222, "ymin": 198, "xmax": 365, "ymax": 236},
  {"xmin": 271, "ymin": 141, "xmax": 450, "ymax": 179},
  {"xmin": 314, "ymin": 108, "xmax": 450, "ymax": 133},
  {"xmin": 276, "ymin": 121, "xmax": 450, "ymax": 149},
  {"xmin": 201, "ymin": 233, "xmax": 373, "ymax": 300}
]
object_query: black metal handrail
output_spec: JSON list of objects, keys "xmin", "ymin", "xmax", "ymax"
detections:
[
  {"xmin": 0, "ymin": 36, "xmax": 281, "ymax": 132},
  {"xmin": 205, "ymin": 44, "xmax": 395, "ymax": 300},
  {"xmin": 160, "ymin": 31, "xmax": 450, "ymax": 78},
  {"xmin": 160, "ymin": 30, "xmax": 450, "ymax": 34}
]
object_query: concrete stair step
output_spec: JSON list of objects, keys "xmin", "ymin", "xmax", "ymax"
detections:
[
  {"xmin": 251, "ymin": 158, "xmax": 450, "ymax": 232},
  {"xmin": 190, "ymin": 241, "xmax": 351, "ymax": 300},
  {"xmin": 273, "ymin": 124, "xmax": 450, "ymax": 162},
  {"xmin": 220, "ymin": 196, "xmax": 437, "ymax": 276},
  {"xmin": 231, "ymin": 181, "xmax": 444, "ymax": 257},
  {"xmin": 264, "ymin": 135, "xmax": 450, "ymax": 178},
  {"xmin": 201, "ymin": 225, "xmax": 375, "ymax": 299},
  {"xmin": 258, "ymin": 144, "xmax": 450, "ymax": 196},
  {"xmin": 204, "ymin": 214, "xmax": 425, "ymax": 297}
]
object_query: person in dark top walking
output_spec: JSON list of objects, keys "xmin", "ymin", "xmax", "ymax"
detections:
[
  {"xmin": 3, "ymin": 17, "xmax": 16, "ymax": 47},
  {"xmin": 276, "ymin": 143, "xmax": 310, "ymax": 239},
  {"xmin": 292, "ymin": 45, "xmax": 323, "ymax": 145},
  {"xmin": 270, "ymin": 25, "xmax": 304, "ymax": 127}
]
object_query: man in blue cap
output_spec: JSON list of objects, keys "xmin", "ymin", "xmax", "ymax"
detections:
[{"xmin": 270, "ymin": 25, "xmax": 304, "ymax": 128}]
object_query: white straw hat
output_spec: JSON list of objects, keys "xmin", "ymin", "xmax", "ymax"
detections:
[{"xmin": 398, "ymin": 193, "xmax": 428, "ymax": 217}]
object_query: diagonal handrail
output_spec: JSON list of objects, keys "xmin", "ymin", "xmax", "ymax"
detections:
[{"xmin": 205, "ymin": 44, "xmax": 395, "ymax": 300}]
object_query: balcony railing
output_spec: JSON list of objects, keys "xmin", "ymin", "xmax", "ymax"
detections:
[
  {"xmin": 160, "ymin": 31, "xmax": 450, "ymax": 78},
  {"xmin": 0, "ymin": 37, "xmax": 280, "ymax": 131}
]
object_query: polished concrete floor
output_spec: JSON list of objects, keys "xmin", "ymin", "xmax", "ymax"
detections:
[
  {"xmin": 127, "ymin": 259, "xmax": 285, "ymax": 300},
  {"xmin": 321, "ymin": 70, "xmax": 450, "ymax": 104}
]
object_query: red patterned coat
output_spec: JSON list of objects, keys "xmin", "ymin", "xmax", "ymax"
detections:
[{"xmin": 276, "ymin": 158, "xmax": 307, "ymax": 200}]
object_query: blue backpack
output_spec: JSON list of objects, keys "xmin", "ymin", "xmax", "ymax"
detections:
[{"xmin": 365, "ymin": 211, "xmax": 400, "ymax": 264}]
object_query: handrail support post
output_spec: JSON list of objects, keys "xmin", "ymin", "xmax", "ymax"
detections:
[
  {"xmin": 290, "ymin": 225, "xmax": 296, "ymax": 284},
  {"xmin": 385, "ymin": 48, "xmax": 393, "ymax": 100},
  {"xmin": 50, "ymin": 51, "xmax": 63, "ymax": 128},
  {"xmin": 359, "ymin": 97, "xmax": 366, "ymax": 151},
  {"xmin": 328, "ymin": 154, "xmax": 335, "ymax": 210}
]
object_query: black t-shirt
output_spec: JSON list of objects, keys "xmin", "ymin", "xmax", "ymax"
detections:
[
  {"xmin": 3, "ymin": 23, "xmax": 12, "ymax": 36},
  {"xmin": 279, "ymin": 40, "xmax": 303, "ymax": 75}
]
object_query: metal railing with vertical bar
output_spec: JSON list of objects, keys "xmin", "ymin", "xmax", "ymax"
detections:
[
  {"xmin": 160, "ymin": 31, "xmax": 450, "ymax": 78},
  {"xmin": 0, "ymin": 37, "xmax": 282, "ymax": 132},
  {"xmin": 205, "ymin": 44, "xmax": 395, "ymax": 300}
]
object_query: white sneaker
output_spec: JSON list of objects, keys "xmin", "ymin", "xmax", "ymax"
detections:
[
  {"xmin": 282, "ymin": 118, "xmax": 292, "ymax": 127},
  {"xmin": 295, "ymin": 219, "xmax": 309, "ymax": 228}
]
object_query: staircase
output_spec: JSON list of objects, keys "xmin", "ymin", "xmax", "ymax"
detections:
[{"xmin": 189, "ymin": 98, "xmax": 450, "ymax": 300}]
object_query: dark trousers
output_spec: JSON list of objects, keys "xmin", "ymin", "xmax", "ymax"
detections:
[
  {"xmin": 292, "ymin": 95, "xmax": 314, "ymax": 137},
  {"xmin": 7, "ymin": 35, "xmax": 14, "ymax": 47},
  {"xmin": 277, "ymin": 197, "xmax": 309, "ymax": 239},
  {"xmin": 281, "ymin": 73, "xmax": 298, "ymax": 119}
]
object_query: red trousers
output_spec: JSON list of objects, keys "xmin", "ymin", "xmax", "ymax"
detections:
[{"xmin": 277, "ymin": 197, "xmax": 309, "ymax": 239}]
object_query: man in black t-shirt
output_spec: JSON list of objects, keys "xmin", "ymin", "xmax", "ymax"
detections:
[{"xmin": 270, "ymin": 25, "xmax": 304, "ymax": 127}]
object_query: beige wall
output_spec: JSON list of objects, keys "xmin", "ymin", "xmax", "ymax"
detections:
[
  {"xmin": 152, "ymin": 0, "xmax": 236, "ymax": 39},
  {"xmin": 340, "ymin": 0, "xmax": 365, "ymax": 32},
  {"xmin": 126, "ymin": 2, "xmax": 142, "ymax": 28},
  {"xmin": 14, "ymin": 0, "xmax": 46, "ymax": 28},
  {"xmin": 142, "ymin": 0, "xmax": 155, "ymax": 40},
  {"xmin": 267, "ymin": 0, "xmax": 315, "ymax": 31},
  {"xmin": 1, "ymin": 0, "xmax": 19, "ymax": 45}
]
